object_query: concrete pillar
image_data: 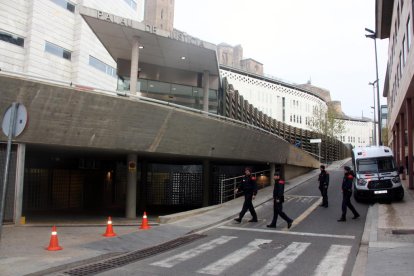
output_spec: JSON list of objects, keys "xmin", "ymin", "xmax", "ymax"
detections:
[
  {"xmin": 396, "ymin": 123, "xmax": 400, "ymax": 165},
  {"xmin": 400, "ymin": 113, "xmax": 405, "ymax": 168},
  {"xmin": 202, "ymin": 160, "xmax": 210, "ymax": 207},
  {"xmin": 15, "ymin": 143, "xmax": 25, "ymax": 224},
  {"xmin": 130, "ymin": 36, "xmax": 140, "ymax": 95},
  {"xmin": 406, "ymin": 99, "xmax": 413, "ymax": 189},
  {"xmin": 270, "ymin": 163, "xmax": 276, "ymax": 185},
  {"xmin": 126, "ymin": 153, "xmax": 137, "ymax": 218},
  {"xmin": 393, "ymin": 130, "xmax": 397, "ymax": 158},
  {"xmin": 203, "ymin": 70, "xmax": 210, "ymax": 112}
]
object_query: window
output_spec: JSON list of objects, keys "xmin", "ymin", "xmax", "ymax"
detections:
[
  {"xmin": 402, "ymin": 36, "xmax": 407, "ymax": 66},
  {"xmin": 45, "ymin": 41, "xmax": 71, "ymax": 60},
  {"xmin": 397, "ymin": 3, "xmax": 400, "ymax": 28},
  {"xmin": 51, "ymin": 0, "xmax": 75, "ymax": 13},
  {"xmin": 407, "ymin": 16, "xmax": 412, "ymax": 51},
  {"xmin": 89, "ymin": 56, "xmax": 117, "ymax": 77},
  {"xmin": 123, "ymin": 0, "xmax": 137, "ymax": 10},
  {"xmin": 0, "ymin": 30, "xmax": 24, "ymax": 47}
]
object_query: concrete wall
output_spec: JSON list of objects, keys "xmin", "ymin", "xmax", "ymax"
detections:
[
  {"xmin": 283, "ymin": 164, "xmax": 314, "ymax": 181},
  {"xmin": 0, "ymin": 74, "xmax": 319, "ymax": 169}
]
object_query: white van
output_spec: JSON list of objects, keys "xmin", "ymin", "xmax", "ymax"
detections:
[{"xmin": 352, "ymin": 146, "xmax": 404, "ymax": 202}]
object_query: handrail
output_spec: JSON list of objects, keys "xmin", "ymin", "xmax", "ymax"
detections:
[{"xmin": 220, "ymin": 170, "xmax": 270, "ymax": 204}]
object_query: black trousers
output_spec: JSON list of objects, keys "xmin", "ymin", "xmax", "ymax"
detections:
[
  {"xmin": 239, "ymin": 194, "xmax": 257, "ymax": 220},
  {"xmin": 341, "ymin": 190, "xmax": 359, "ymax": 218},
  {"xmin": 269, "ymin": 199, "xmax": 291, "ymax": 225},
  {"xmin": 319, "ymin": 185, "xmax": 328, "ymax": 206}
]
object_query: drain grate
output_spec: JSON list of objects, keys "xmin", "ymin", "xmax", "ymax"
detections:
[{"xmin": 61, "ymin": 233, "xmax": 206, "ymax": 276}]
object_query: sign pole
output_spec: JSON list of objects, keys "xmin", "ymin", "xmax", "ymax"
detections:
[
  {"xmin": 0, "ymin": 102, "xmax": 18, "ymax": 241},
  {"xmin": 310, "ymin": 139, "xmax": 322, "ymax": 163}
]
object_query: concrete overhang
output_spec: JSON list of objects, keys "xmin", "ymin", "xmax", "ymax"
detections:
[
  {"xmin": 375, "ymin": 0, "xmax": 394, "ymax": 39},
  {"xmin": 79, "ymin": 6, "xmax": 219, "ymax": 77}
]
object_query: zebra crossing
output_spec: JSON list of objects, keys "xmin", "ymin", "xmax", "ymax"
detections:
[{"xmin": 150, "ymin": 235, "xmax": 352, "ymax": 275}]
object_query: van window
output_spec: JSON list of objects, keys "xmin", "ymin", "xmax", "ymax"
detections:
[{"xmin": 357, "ymin": 157, "xmax": 396, "ymax": 173}]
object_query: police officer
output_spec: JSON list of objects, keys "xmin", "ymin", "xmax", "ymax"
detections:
[
  {"xmin": 267, "ymin": 172, "xmax": 293, "ymax": 229},
  {"xmin": 338, "ymin": 166, "xmax": 360, "ymax": 222},
  {"xmin": 318, "ymin": 165, "xmax": 329, "ymax": 207},
  {"xmin": 234, "ymin": 167, "xmax": 258, "ymax": 223}
]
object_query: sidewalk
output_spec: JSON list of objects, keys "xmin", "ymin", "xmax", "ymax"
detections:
[{"xmin": 354, "ymin": 176, "xmax": 414, "ymax": 276}]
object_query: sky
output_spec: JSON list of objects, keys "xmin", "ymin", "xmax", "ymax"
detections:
[{"xmin": 173, "ymin": 0, "xmax": 389, "ymax": 119}]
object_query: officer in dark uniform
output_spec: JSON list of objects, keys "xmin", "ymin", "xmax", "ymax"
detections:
[
  {"xmin": 267, "ymin": 172, "xmax": 293, "ymax": 229},
  {"xmin": 338, "ymin": 166, "xmax": 360, "ymax": 221},
  {"xmin": 234, "ymin": 167, "xmax": 258, "ymax": 223},
  {"xmin": 318, "ymin": 165, "xmax": 329, "ymax": 207}
]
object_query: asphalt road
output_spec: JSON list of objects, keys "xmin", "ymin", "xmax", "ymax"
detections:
[{"xmin": 97, "ymin": 166, "xmax": 369, "ymax": 276}]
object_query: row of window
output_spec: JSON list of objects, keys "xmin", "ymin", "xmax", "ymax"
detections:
[
  {"xmin": 338, "ymin": 136, "xmax": 366, "ymax": 144},
  {"xmin": 44, "ymin": 42, "xmax": 116, "ymax": 77},
  {"xmin": 0, "ymin": 34, "xmax": 116, "ymax": 78},
  {"xmin": 389, "ymin": 1, "xmax": 413, "ymax": 114}
]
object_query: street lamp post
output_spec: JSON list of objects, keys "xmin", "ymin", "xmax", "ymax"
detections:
[
  {"xmin": 365, "ymin": 28, "xmax": 382, "ymax": 145},
  {"xmin": 369, "ymin": 80, "xmax": 378, "ymax": 145},
  {"xmin": 370, "ymin": 106, "xmax": 376, "ymax": 146}
]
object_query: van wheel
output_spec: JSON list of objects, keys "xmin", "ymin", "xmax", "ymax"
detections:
[
  {"xmin": 354, "ymin": 193, "xmax": 362, "ymax": 203},
  {"xmin": 395, "ymin": 189, "xmax": 404, "ymax": 201}
]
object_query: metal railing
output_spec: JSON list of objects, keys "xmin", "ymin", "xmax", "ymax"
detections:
[{"xmin": 220, "ymin": 170, "xmax": 271, "ymax": 204}]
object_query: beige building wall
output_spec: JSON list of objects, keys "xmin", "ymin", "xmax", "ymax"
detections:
[
  {"xmin": 144, "ymin": 0, "xmax": 175, "ymax": 32},
  {"xmin": 240, "ymin": 58, "xmax": 263, "ymax": 75}
]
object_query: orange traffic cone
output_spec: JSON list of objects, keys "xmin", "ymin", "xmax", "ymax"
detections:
[
  {"xmin": 139, "ymin": 211, "xmax": 151, "ymax": 230},
  {"xmin": 103, "ymin": 216, "xmax": 117, "ymax": 237},
  {"xmin": 46, "ymin": 226, "xmax": 62, "ymax": 251}
]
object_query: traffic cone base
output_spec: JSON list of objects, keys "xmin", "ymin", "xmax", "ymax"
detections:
[
  {"xmin": 46, "ymin": 226, "xmax": 63, "ymax": 251},
  {"xmin": 139, "ymin": 211, "xmax": 151, "ymax": 230},
  {"xmin": 103, "ymin": 216, "xmax": 117, "ymax": 237}
]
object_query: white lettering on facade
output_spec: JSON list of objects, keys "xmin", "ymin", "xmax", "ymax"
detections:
[
  {"xmin": 97, "ymin": 11, "xmax": 132, "ymax": 27},
  {"xmin": 145, "ymin": 24, "xmax": 157, "ymax": 34},
  {"xmin": 169, "ymin": 30, "xmax": 205, "ymax": 48}
]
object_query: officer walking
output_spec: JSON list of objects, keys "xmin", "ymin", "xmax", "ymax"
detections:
[
  {"xmin": 318, "ymin": 165, "xmax": 329, "ymax": 207},
  {"xmin": 234, "ymin": 167, "xmax": 258, "ymax": 223},
  {"xmin": 267, "ymin": 172, "xmax": 293, "ymax": 229},
  {"xmin": 338, "ymin": 166, "xmax": 360, "ymax": 222}
]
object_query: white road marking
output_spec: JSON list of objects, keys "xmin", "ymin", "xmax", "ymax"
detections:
[
  {"xmin": 218, "ymin": 226, "xmax": 355, "ymax": 240},
  {"xmin": 197, "ymin": 239, "xmax": 271, "ymax": 275},
  {"xmin": 150, "ymin": 236, "xmax": 236, "ymax": 268},
  {"xmin": 313, "ymin": 244, "xmax": 351, "ymax": 276},
  {"xmin": 287, "ymin": 197, "xmax": 322, "ymax": 230},
  {"xmin": 252, "ymin": 242, "xmax": 310, "ymax": 276}
]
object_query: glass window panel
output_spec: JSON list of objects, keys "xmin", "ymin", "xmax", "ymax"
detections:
[
  {"xmin": 170, "ymin": 84, "xmax": 192, "ymax": 96},
  {"xmin": 51, "ymin": 0, "xmax": 75, "ymax": 13},
  {"xmin": 45, "ymin": 41, "xmax": 71, "ymax": 60},
  {"xmin": 0, "ymin": 30, "xmax": 24, "ymax": 47},
  {"xmin": 89, "ymin": 56, "xmax": 116, "ymax": 77},
  {"xmin": 209, "ymin": 89, "xmax": 217, "ymax": 99},
  {"xmin": 148, "ymin": 80, "xmax": 170, "ymax": 94},
  {"xmin": 138, "ymin": 79, "xmax": 148, "ymax": 92}
]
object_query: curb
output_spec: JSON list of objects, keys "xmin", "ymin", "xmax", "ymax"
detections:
[{"xmin": 352, "ymin": 203, "xmax": 377, "ymax": 276}]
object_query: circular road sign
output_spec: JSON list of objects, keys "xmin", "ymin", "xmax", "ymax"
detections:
[{"xmin": 2, "ymin": 103, "xmax": 28, "ymax": 137}]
